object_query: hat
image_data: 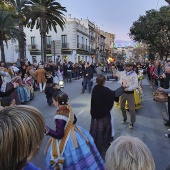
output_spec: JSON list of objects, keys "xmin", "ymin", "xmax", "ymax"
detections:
[{"xmin": 125, "ymin": 62, "xmax": 134, "ymax": 66}]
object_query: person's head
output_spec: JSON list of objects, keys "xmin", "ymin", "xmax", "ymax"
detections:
[
  {"xmin": 165, "ymin": 65, "xmax": 170, "ymax": 74},
  {"xmin": 1, "ymin": 97, "xmax": 16, "ymax": 107},
  {"xmin": 125, "ymin": 62, "xmax": 134, "ymax": 72},
  {"xmin": 52, "ymin": 83, "xmax": 60, "ymax": 90},
  {"xmin": 105, "ymin": 135, "xmax": 155, "ymax": 170},
  {"xmin": 0, "ymin": 105, "xmax": 45, "ymax": 170},
  {"xmin": 85, "ymin": 62, "xmax": 90, "ymax": 68},
  {"xmin": 52, "ymin": 91, "xmax": 68, "ymax": 106},
  {"xmin": 24, "ymin": 73, "xmax": 29, "ymax": 79},
  {"xmin": 0, "ymin": 65, "xmax": 8, "ymax": 72},
  {"xmin": 96, "ymin": 74, "xmax": 106, "ymax": 86}
]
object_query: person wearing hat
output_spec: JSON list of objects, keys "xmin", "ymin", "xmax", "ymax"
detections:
[{"xmin": 120, "ymin": 62, "xmax": 138, "ymax": 129}]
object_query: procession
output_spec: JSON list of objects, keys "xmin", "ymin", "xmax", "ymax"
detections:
[{"xmin": 1, "ymin": 0, "xmax": 170, "ymax": 170}]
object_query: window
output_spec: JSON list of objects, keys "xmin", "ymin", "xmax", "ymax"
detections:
[
  {"xmin": 77, "ymin": 35, "xmax": 79, "ymax": 48},
  {"xmin": 31, "ymin": 37, "xmax": 35, "ymax": 45},
  {"xmin": 61, "ymin": 35, "xmax": 67, "ymax": 48},
  {"xmin": 31, "ymin": 37, "xmax": 36, "ymax": 49},
  {"xmin": 46, "ymin": 36, "xmax": 51, "ymax": 45},
  {"xmin": 86, "ymin": 39, "xmax": 87, "ymax": 50}
]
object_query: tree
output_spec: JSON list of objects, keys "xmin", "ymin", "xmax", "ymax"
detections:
[
  {"xmin": 129, "ymin": 6, "xmax": 170, "ymax": 60},
  {"xmin": 0, "ymin": 8, "xmax": 19, "ymax": 62},
  {"xmin": 24, "ymin": 0, "xmax": 67, "ymax": 62},
  {"xmin": 9, "ymin": 0, "xmax": 27, "ymax": 61}
]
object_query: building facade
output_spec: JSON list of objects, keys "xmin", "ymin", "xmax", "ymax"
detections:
[{"xmin": 0, "ymin": 15, "xmax": 117, "ymax": 64}]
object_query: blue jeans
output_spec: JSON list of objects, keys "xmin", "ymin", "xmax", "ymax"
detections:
[
  {"xmin": 67, "ymin": 71, "xmax": 72, "ymax": 82},
  {"xmin": 82, "ymin": 77, "xmax": 92, "ymax": 93}
]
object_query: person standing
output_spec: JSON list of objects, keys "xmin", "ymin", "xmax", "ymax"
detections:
[
  {"xmin": 45, "ymin": 92, "xmax": 105, "ymax": 170},
  {"xmin": 82, "ymin": 62, "xmax": 94, "ymax": 93},
  {"xmin": 90, "ymin": 74, "xmax": 126, "ymax": 151},
  {"xmin": 35, "ymin": 64, "xmax": 47, "ymax": 92},
  {"xmin": 120, "ymin": 62, "xmax": 138, "ymax": 129},
  {"xmin": 66, "ymin": 61, "xmax": 73, "ymax": 83},
  {"xmin": 158, "ymin": 65, "xmax": 170, "ymax": 136}
]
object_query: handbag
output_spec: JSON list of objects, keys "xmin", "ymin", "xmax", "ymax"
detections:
[{"xmin": 153, "ymin": 90, "xmax": 168, "ymax": 102}]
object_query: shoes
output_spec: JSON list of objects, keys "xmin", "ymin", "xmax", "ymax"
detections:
[
  {"xmin": 168, "ymin": 129, "xmax": 170, "ymax": 132},
  {"xmin": 165, "ymin": 134, "xmax": 170, "ymax": 138},
  {"xmin": 82, "ymin": 91, "xmax": 84, "ymax": 94},
  {"xmin": 164, "ymin": 122, "xmax": 170, "ymax": 126},
  {"xmin": 121, "ymin": 118, "xmax": 127, "ymax": 124},
  {"xmin": 129, "ymin": 123, "xmax": 133, "ymax": 129}
]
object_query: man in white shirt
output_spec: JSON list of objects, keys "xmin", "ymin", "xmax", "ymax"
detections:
[{"xmin": 120, "ymin": 62, "xmax": 138, "ymax": 129}]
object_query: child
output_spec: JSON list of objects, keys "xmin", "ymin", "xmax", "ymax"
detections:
[{"xmin": 44, "ymin": 91, "xmax": 104, "ymax": 170}]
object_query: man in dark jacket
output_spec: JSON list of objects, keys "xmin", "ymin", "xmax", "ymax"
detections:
[
  {"xmin": 82, "ymin": 62, "xmax": 93, "ymax": 93},
  {"xmin": 45, "ymin": 83, "xmax": 61, "ymax": 106}
]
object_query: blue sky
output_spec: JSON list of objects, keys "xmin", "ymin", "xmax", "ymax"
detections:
[{"xmin": 60, "ymin": 0, "xmax": 168, "ymax": 41}]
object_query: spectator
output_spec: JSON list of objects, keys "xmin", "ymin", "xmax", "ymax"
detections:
[
  {"xmin": 105, "ymin": 135, "xmax": 155, "ymax": 170},
  {"xmin": 0, "ymin": 105, "xmax": 45, "ymax": 170},
  {"xmin": 82, "ymin": 62, "xmax": 94, "ymax": 93}
]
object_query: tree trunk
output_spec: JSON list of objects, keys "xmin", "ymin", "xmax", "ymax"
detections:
[
  {"xmin": 41, "ymin": 18, "xmax": 47, "ymax": 63},
  {"xmin": 18, "ymin": 18, "xmax": 25, "ymax": 61},
  {"xmin": 0, "ymin": 40, "xmax": 5, "ymax": 62},
  {"xmin": 16, "ymin": 0, "xmax": 25, "ymax": 61}
]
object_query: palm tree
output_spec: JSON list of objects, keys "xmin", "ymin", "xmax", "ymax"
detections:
[
  {"xmin": 24, "ymin": 0, "xmax": 66, "ymax": 62},
  {"xmin": 9, "ymin": 0, "xmax": 27, "ymax": 61},
  {"xmin": 0, "ymin": 8, "xmax": 19, "ymax": 62}
]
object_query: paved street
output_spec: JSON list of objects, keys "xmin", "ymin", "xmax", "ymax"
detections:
[{"xmin": 29, "ymin": 75, "xmax": 170, "ymax": 170}]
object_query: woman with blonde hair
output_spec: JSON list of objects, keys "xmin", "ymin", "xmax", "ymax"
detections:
[
  {"xmin": 0, "ymin": 105, "xmax": 45, "ymax": 170},
  {"xmin": 105, "ymin": 135, "xmax": 155, "ymax": 170}
]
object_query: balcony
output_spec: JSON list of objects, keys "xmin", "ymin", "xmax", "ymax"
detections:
[
  {"xmin": 89, "ymin": 36, "xmax": 95, "ymax": 41},
  {"xmin": 28, "ymin": 44, "xmax": 38, "ymax": 50},
  {"xmin": 62, "ymin": 43, "xmax": 69, "ymax": 49},
  {"xmin": 89, "ymin": 48, "xmax": 96, "ymax": 54},
  {"xmin": 77, "ymin": 43, "xmax": 89, "ymax": 51},
  {"xmin": 46, "ymin": 44, "xmax": 51, "ymax": 49}
]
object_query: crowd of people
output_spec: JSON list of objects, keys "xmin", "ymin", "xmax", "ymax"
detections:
[{"xmin": 1, "ymin": 58, "xmax": 170, "ymax": 169}]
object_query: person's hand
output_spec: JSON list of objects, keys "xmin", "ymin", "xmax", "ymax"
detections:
[
  {"xmin": 122, "ymin": 79, "xmax": 127, "ymax": 87},
  {"xmin": 124, "ymin": 88, "xmax": 128, "ymax": 91},
  {"xmin": 162, "ymin": 73, "xmax": 166, "ymax": 78},
  {"xmin": 158, "ymin": 87, "xmax": 163, "ymax": 91},
  {"xmin": 13, "ymin": 83, "xmax": 19, "ymax": 88}
]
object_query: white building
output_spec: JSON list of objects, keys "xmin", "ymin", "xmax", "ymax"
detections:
[{"xmin": 1, "ymin": 15, "xmax": 98, "ymax": 64}]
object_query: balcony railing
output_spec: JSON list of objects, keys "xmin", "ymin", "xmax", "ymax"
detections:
[
  {"xmin": 90, "ymin": 48, "xmax": 96, "ymax": 53},
  {"xmin": 77, "ymin": 43, "xmax": 89, "ymax": 51},
  {"xmin": 31, "ymin": 44, "xmax": 37, "ymax": 49},
  {"xmin": 62, "ymin": 43, "xmax": 69, "ymax": 48},
  {"xmin": 46, "ymin": 44, "xmax": 51, "ymax": 49}
]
